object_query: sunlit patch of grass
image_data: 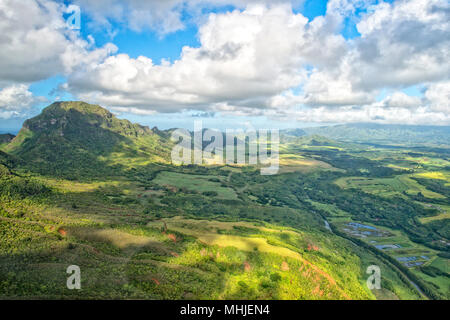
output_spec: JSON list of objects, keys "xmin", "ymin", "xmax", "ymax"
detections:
[
  {"xmin": 419, "ymin": 212, "xmax": 450, "ymax": 224},
  {"xmin": 414, "ymin": 171, "xmax": 448, "ymax": 180},
  {"xmin": 148, "ymin": 218, "xmax": 305, "ymax": 259},
  {"xmin": 278, "ymin": 154, "xmax": 334, "ymax": 173},
  {"xmin": 335, "ymin": 175, "xmax": 446, "ymax": 199},
  {"xmin": 68, "ymin": 227, "xmax": 168, "ymax": 252}
]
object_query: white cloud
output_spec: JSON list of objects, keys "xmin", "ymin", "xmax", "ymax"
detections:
[
  {"xmin": 352, "ymin": 0, "xmax": 449, "ymax": 90},
  {"xmin": 275, "ymin": 104, "xmax": 450, "ymax": 126},
  {"xmin": 299, "ymin": 0, "xmax": 450, "ymax": 109},
  {"xmin": 66, "ymin": 4, "xmax": 348, "ymax": 111},
  {"xmin": 0, "ymin": 84, "xmax": 44, "ymax": 119},
  {"xmin": 62, "ymin": 0, "xmax": 449, "ymax": 124},
  {"xmin": 302, "ymin": 63, "xmax": 375, "ymax": 107},
  {"xmin": 231, "ymin": 88, "xmax": 449, "ymax": 125},
  {"xmin": 0, "ymin": 0, "xmax": 117, "ymax": 83},
  {"xmin": 1, "ymin": 0, "xmax": 448, "ymax": 125},
  {"xmin": 383, "ymin": 92, "xmax": 422, "ymax": 109},
  {"xmin": 425, "ymin": 81, "xmax": 450, "ymax": 113},
  {"xmin": 72, "ymin": 0, "xmax": 305, "ymax": 35}
]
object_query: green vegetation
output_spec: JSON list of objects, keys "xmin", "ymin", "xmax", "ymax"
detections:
[
  {"xmin": 0, "ymin": 134, "xmax": 15, "ymax": 148},
  {"xmin": 3, "ymin": 101, "xmax": 172, "ymax": 180},
  {"xmin": 335, "ymin": 175, "xmax": 446, "ymax": 199},
  {"xmin": 153, "ymin": 171, "xmax": 238, "ymax": 200},
  {"xmin": 0, "ymin": 102, "xmax": 448, "ymax": 300}
]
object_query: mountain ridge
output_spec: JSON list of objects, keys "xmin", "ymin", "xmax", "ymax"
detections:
[
  {"xmin": 303, "ymin": 123, "xmax": 450, "ymax": 146},
  {"xmin": 3, "ymin": 101, "xmax": 172, "ymax": 179},
  {"xmin": 0, "ymin": 133, "xmax": 15, "ymax": 147}
]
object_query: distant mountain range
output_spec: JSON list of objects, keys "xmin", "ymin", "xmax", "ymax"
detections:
[
  {"xmin": 303, "ymin": 123, "xmax": 450, "ymax": 147},
  {"xmin": 1, "ymin": 101, "xmax": 449, "ymax": 179}
]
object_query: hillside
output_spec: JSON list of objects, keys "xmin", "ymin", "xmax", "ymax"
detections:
[
  {"xmin": 3, "ymin": 102, "xmax": 172, "ymax": 179},
  {"xmin": 0, "ymin": 101, "xmax": 448, "ymax": 300},
  {"xmin": 0, "ymin": 134, "xmax": 381, "ymax": 300},
  {"xmin": 0, "ymin": 133, "xmax": 15, "ymax": 148}
]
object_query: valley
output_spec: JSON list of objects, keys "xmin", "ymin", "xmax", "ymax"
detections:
[{"xmin": 0, "ymin": 102, "xmax": 448, "ymax": 300}]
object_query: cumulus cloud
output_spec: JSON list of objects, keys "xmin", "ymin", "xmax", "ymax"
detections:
[
  {"xmin": 0, "ymin": 0, "xmax": 117, "ymax": 83},
  {"xmin": 302, "ymin": 63, "xmax": 375, "ymax": 107},
  {"xmin": 353, "ymin": 0, "xmax": 449, "ymax": 90},
  {"xmin": 382, "ymin": 92, "xmax": 422, "ymax": 109},
  {"xmin": 292, "ymin": 105, "xmax": 450, "ymax": 125},
  {"xmin": 425, "ymin": 81, "xmax": 450, "ymax": 113},
  {"xmin": 1, "ymin": 0, "xmax": 448, "ymax": 125},
  {"xmin": 0, "ymin": 84, "xmax": 45, "ymax": 119},
  {"xmin": 300, "ymin": 0, "xmax": 450, "ymax": 108},
  {"xmin": 270, "ymin": 103, "xmax": 450, "ymax": 126},
  {"xmin": 72, "ymin": 0, "xmax": 305, "ymax": 35},
  {"xmin": 271, "ymin": 0, "xmax": 450, "ymax": 124},
  {"xmin": 0, "ymin": 0, "xmax": 117, "ymax": 118},
  {"xmin": 60, "ymin": 0, "xmax": 450, "ymax": 124},
  {"xmin": 65, "ymin": 4, "xmax": 348, "ymax": 111}
]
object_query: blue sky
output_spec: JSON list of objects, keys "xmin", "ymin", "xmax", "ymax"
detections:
[
  {"xmin": 32, "ymin": 1, "xmax": 369, "ymax": 128},
  {"xmin": 0, "ymin": 0, "xmax": 448, "ymax": 132},
  {"xmin": 17, "ymin": 0, "xmax": 343, "ymax": 131}
]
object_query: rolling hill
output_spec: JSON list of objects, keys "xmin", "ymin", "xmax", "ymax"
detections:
[
  {"xmin": 0, "ymin": 133, "xmax": 15, "ymax": 148},
  {"xmin": 304, "ymin": 123, "xmax": 450, "ymax": 147}
]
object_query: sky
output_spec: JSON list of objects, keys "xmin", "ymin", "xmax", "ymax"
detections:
[{"xmin": 0, "ymin": 0, "xmax": 449, "ymax": 132}]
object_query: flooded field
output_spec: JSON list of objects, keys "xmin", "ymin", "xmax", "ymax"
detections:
[{"xmin": 342, "ymin": 222, "xmax": 391, "ymax": 238}]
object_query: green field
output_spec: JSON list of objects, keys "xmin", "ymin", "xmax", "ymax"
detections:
[
  {"xmin": 1, "ymin": 102, "xmax": 449, "ymax": 300},
  {"xmin": 153, "ymin": 171, "xmax": 238, "ymax": 200}
]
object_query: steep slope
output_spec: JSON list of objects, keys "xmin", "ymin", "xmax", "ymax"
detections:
[
  {"xmin": 281, "ymin": 128, "xmax": 307, "ymax": 138},
  {"xmin": 4, "ymin": 101, "xmax": 172, "ymax": 178},
  {"xmin": 0, "ymin": 133, "xmax": 15, "ymax": 148}
]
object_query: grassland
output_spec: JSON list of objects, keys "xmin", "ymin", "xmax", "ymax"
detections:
[
  {"xmin": 334, "ymin": 174, "xmax": 446, "ymax": 199},
  {"xmin": 0, "ymin": 190, "xmax": 374, "ymax": 299},
  {"xmin": 147, "ymin": 217, "xmax": 306, "ymax": 260},
  {"xmin": 419, "ymin": 210, "xmax": 450, "ymax": 224},
  {"xmin": 153, "ymin": 171, "xmax": 238, "ymax": 200},
  {"xmin": 1, "ymin": 162, "xmax": 426, "ymax": 300},
  {"xmin": 278, "ymin": 154, "xmax": 334, "ymax": 173},
  {"xmin": 1, "ymin": 147, "xmax": 446, "ymax": 300},
  {"xmin": 0, "ymin": 107, "xmax": 448, "ymax": 300}
]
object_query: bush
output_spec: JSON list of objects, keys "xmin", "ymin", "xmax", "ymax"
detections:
[
  {"xmin": 202, "ymin": 191, "xmax": 218, "ymax": 197},
  {"xmin": 270, "ymin": 273, "xmax": 281, "ymax": 282}
]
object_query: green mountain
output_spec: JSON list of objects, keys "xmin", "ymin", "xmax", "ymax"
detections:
[
  {"xmin": 4, "ymin": 101, "xmax": 172, "ymax": 179},
  {"xmin": 281, "ymin": 128, "xmax": 307, "ymax": 137},
  {"xmin": 0, "ymin": 133, "xmax": 15, "ymax": 148},
  {"xmin": 304, "ymin": 123, "xmax": 450, "ymax": 147},
  {"xmin": 0, "ymin": 150, "xmax": 15, "ymax": 176},
  {"xmin": 0, "ymin": 102, "xmax": 448, "ymax": 300}
]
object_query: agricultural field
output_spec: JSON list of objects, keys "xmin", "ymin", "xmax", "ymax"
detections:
[
  {"xmin": 334, "ymin": 175, "xmax": 446, "ymax": 199},
  {"xmin": 278, "ymin": 154, "xmax": 335, "ymax": 173},
  {"xmin": 0, "ymin": 102, "xmax": 449, "ymax": 300},
  {"xmin": 334, "ymin": 220, "xmax": 448, "ymax": 296},
  {"xmin": 0, "ymin": 184, "xmax": 373, "ymax": 300},
  {"xmin": 152, "ymin": 171, "xmax": 238, "ymax": 200}
]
